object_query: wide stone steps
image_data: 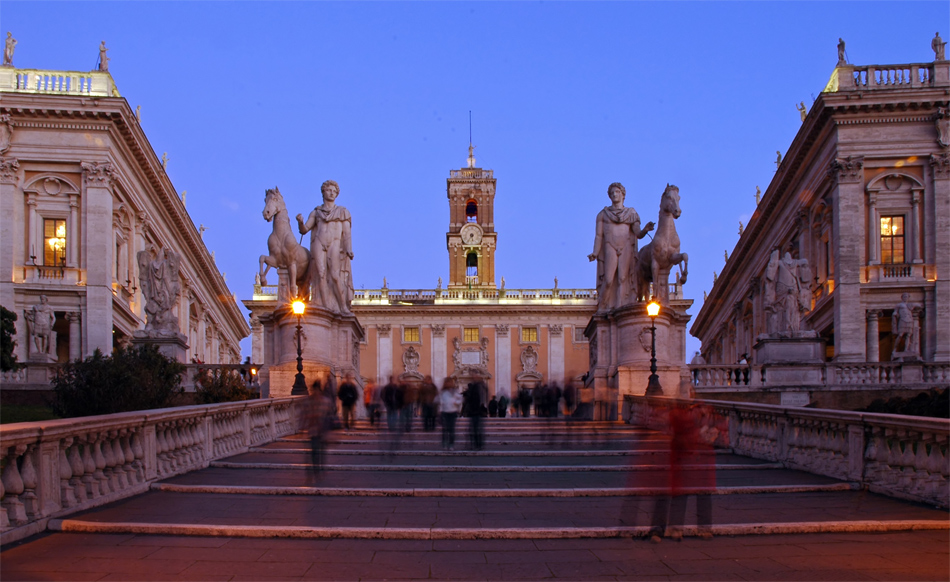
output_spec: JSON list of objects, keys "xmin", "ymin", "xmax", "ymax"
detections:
[{"xmin": 50, "ymin": 417, "xmax": 950, "ymax": 540}]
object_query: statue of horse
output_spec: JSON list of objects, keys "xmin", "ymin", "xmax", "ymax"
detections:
[
  {"xmin": 260, "ymin": 187, "xmax": 310, "ymax": 300},
  {"xmin": 635, "ymin": 184, "xmax": 688, "ymax": 304}
]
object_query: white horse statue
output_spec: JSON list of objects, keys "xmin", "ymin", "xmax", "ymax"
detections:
[
  {"xmin": 636, "ymin": 184, "xmax": 688, "ymax": 305},
  {"xmin": 260, "ymin": 187, "xmax": 310, "ymax": 301}
]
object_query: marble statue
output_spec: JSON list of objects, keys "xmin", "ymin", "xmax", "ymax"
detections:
[
  {"xmin": 260, "ymin": 187, "xmax": 309, "ymax": 301},
  {"xmin": 25, "ymin": 295, "xmax": 56, "ymax": 359},
  {"xmin": 161, "ymin": 152, "xmax": 168, "ymax": 169},
  {"xmin": 837, "ymin": 38, "xmax": 847, "ymax": 65},
  {"xmin": 451, "ymin": 337, "xmax": 462, "ymax": 370},
  {"xmin": 892, "ymin": 293, "xmax": 918, "ymax": 357},
  {"xmin": 135, "ymin": 105, "xmax": 141, "ymax": 122},
  {"xmin": 762, "ymin": 250, "xmax": 813, "ymax": 337},
  {"xmin": 98, "ymin": 41, "xmax": 109, "ymax": 72},
  {"xmin": 755, "ymin": 186, "xmax": 761, "ymax": 205},
  {"xmin": 589, "ymin": 182, "xmax": 654, "ymax": 311},
  {"xmin": 437, "ymin": 276, "xmax": 442, "ymax": 290},
  {"xmin": 138, "ymin": 246, "xmax": 182, "ymax": 334},
  {"xmin": 480, "ymin": 337, "xmax": 490, "ymax": 367},
  {"xmin": 297, "ymin": 180, "xmax": 353, "ymax": 315},
  {"xmin": 635, "ymin": 184, "xmax": 687, "ymax": 305},
  {"xmin": 797, "ymin": 101, "xmax": 807, "ymax": 122},
  {"xmin": 933, "ymin": 32, "xmax": 946, "ymax": 61},
  {"xmin": 553, "ymin": 276, "xmax": 558, "ymax": 290},
  {"xmin": 500, "ymin": 276, "xmax": 505, "ymax": 290},
  {"xmin": 3, "ymin": 32, "xmax": 16, "ymax": 67},
  {"xmin": 775, "ymin": 151, "xmax": 783, "ymax": 168}
]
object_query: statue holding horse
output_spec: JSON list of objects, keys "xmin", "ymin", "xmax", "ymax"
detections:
[
  {"xmin": 635, "ymin": 184, "xmax": 688, "ymax": 305},
  {"xmin": 260, "ymin": 187, "xmax": 310, "ymax": 302}
]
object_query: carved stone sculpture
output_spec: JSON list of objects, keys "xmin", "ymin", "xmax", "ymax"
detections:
[
  {"xmin": 403, "ymin": 345, "xmax": 421, "ymax": 374},
  {"xmin": 589, "ymin": 182, "xmax": 654, "ymax": 311},
  {"xmin": 451, "ymin": 335, "xmax": 491, "ymax": 380},
  {"xmin": 296, "ymin": 180, "xmax": 354, "ymax": 315},
  {"xmin": 934, "ymin": 32, "xmax": 946, "ymax": 61},
  {"xmin": 797, "ymin": 101, "xmax": 807, "ymax": 122},
  {"xmin": 635, "ymin": 184, "xmax": 688, "ymax": 305},
  {"xmin": 761, "ymin": 249, "xmax": 815, "ymax": 338},
  {"xmin": 260, "ymin": 187, "xmax": 310, "ymax": 301},
  {"xmin": 98, "ymin": 41, "xmax": 109, "ymax": 72},
  {"xmin": 25, "ymin": 295, "xmax": 56, "ymax": 360},
  {"xmin": 3, "ymin": 32, "xmax": 16, "ymax": 67},
  {"xmin": 891, "ymin": 293, "xmax": 919, "ymax": 359},
  {"xmin": 138, "ymin": 246, "xmax": 182, "ymax": 334},
  {"xmin": 837, "ymin": 38, "xmax": 847, "ymax": 66},
  {"xmin": 520, "ymin": 345, "xmax": 539, "ymax": 374}
]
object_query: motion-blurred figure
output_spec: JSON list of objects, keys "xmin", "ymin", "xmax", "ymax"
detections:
[
  {"xmin": 465, "ymin": 375, "xmax": 487, "ymax": 450},
  {"xmin": 338, "ymin": 373, "xmax": 358, "ymax": 431},
  {"xmin": 305, "ymin": 380, "xmax": 332, "ymax": 484},
  {"xmin": 363, "ymin": 380, "xmax": 379, "ymax": 427},
  {"xmin": 420, "ymin": 376, "xmax": 438, "ymax": 431},
  {"xmin": 439, "ymin": 377, "xmax": 462, "ymax": 450}
]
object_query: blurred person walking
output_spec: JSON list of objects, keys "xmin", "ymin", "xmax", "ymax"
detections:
[
  {"xmin": 363, "ymin": 380, "xmax": 379, "ymax": 427},
  {"xmin": 338, "ymin": 373, "xmax": 358, "ymax": 431},
  {"xmin": 305, "ymin": 380, "xmax": 332, "ymax": 484},
  {"xmin": 439, "ymin": 377, "xmax": 463, "ymax": 450},
  {"xmin": 420, "ymin": 375, "xmax": 438, "ymax": 431}
]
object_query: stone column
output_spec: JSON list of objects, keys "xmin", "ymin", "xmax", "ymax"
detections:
[
  {"xmin": 68, "ymin": 194, "xmax": 79, "ymax": 268},
  {"xmin": 930, "ymin": 153, "xmax": 950, "ymax": 361},
  {"xmin": 866, "ymin": 310, "xmax": 880, "ymax": 363},
  {"xmin": 866, "ymin": 191, "xmax": 879, "ymax": 264},
  {"xmin": 548, "ymin": 324, "xmax": 564, "ymax": 384},
  {"xmin": 830, "ymin": 156, "xmax": 866, "ymax": 361},
  {"xmin": 494, "ymin": 324, "xmax": 510, "ymax": 399},
  {"xmin": 0, "ymin": 157, "xmax": 19, "ymax": 311},
  {"xmin": 910, "ymin": 189, "xmax": 922, "ymax": 264},
  {"xmin": 431, "ymin": 324, "xmax": 446, "ymax": 387},
  {"xmin": 377, "ymin": 324, "xmax": 392, "ymax": 384},
  {"xmin": 250, "ymin": 315, "xmax": 264, "ymax": 365},
  {"xmin": 66, "ymin": 311, "xmax": 81, "ymax": 361},
  {"xmin": 81, "ymin": 162, "xmax": 115, "ymax": 356}
]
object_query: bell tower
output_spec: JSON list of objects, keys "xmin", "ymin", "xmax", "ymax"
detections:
[{"xmin": 447, "ymin": 145, "xmax": 497, "ymax": 289}]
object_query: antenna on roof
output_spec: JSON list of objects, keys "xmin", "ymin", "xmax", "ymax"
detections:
[{"xmin": 467, "ymin": 110, "xmax": 476, "ymax": 169}]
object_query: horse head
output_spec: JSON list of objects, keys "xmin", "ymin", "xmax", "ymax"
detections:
[
  {"xmin": 262, "ymin": 186, "xmax": 283, "ymax": 222},
  {"xmin": 661, "ymin": 184, "xmax": 681, "ymax": 219}
]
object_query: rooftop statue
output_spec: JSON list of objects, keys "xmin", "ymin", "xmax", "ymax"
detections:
[
  {"xmin": 797, "ymin": 101, "xmax": 807, "ymax": 122},
  {"xmin": 260, "ymin": 187, "xmax": 310, "ymax": 302},
  {"xmin": 3, "ymin": 32, "xmax": 16, "ymax": 67},
  {"xmin": 138, "ymin": 246, "xmax": 182, "ymax": 335},
  {"xmin": 297, "ymin": 180, "xmax": 354, "ymax": 315},
  {"xmin": 837, "ymin": 38, "xmax": 847, "ymax": 66},
  {"xmin": 635, "ymin": 184, "xmax": 687, "ymax": 305},
  {"xmin": 588, "ymin": 182, "xmax": 654, "ymax": 311},
  {"xmin": 933, "ymin": 32, "xmax": 946, "ymax": 61},
  {"xmin": 98, "ymin": 41, "xmax": 109, "ymax": 72}
]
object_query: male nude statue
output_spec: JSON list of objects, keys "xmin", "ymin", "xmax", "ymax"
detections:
[
  {"xmin": 588, "ymin": 182, "xmax": 654, "ymax": 311},
  {"xmin": 297, "ymin": 180, "xmax": 354, "ymax": 315}
]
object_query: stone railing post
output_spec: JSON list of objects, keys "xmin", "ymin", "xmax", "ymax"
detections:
[
  {"xmin": 36, "ymin": 441, "xmax": 62, "ymax": 518},
  {"xmin": 848, "ymin": 424, "xmax": 866, "ymax": 481},
  {"xmin": 142, "ymin": 425, "xmax": 157, "ymax": 481},
  {"xmin": 901, "ymin": 362, "xmax": 923, "ymax": 384}
]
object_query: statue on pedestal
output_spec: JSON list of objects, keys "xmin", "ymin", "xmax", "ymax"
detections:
[
  {"xmin": 138, "ymin": 246, "xmax": 182, "ymax": 334},
  {"xmin": 589, "ymin": 182, "xmax": 654, "ymax": 311},
  {"xmin": 3, "ymin": 32, "xmax": 16, "ymax": 67},
  {"xmin": 25, "ymin": 295, "xmax": 56, "ymax": 360},
  {"xmin": 933, "ymin": 32, "xmax": 946, "ymax": 61},
  {"xmin": 891, "ymin": 293, "xmax": 919, "ymax": 359},
  {"xmin": 635, "ymin": 184, "xmax": 687, "ymax": 305},
  {"xmin": 260, "ymin": 187, "xmax": 310, "ymax": 301},
  {"xmin": 297, "ymin": 180, "xmax": 354, "ymax": 315},
  {"xmin": 762, "ymin": 250, "xmax": 814, "ymax": 338}
]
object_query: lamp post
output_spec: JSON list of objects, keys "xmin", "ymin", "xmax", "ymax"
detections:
[
  {"xmin": 645, "ymin": 300, "xmax": 663, "ymax": 396},
  {"xmin": 290, "ymin": 299, "xmax": 308, "ymax": 396}
]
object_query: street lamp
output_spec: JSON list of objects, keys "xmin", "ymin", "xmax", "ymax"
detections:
[
  {"xmin": 645, "ymin": 300, "xmax": 663, "ymax": 396},
  {"xmin": 290, "ymin": 299, "xmax": 308, "ymax": 396}
]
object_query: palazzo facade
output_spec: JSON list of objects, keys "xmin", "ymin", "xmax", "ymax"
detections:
[
  {"xmin": 692, "ymin": 51, "xmax": 950, "ymax": 367},
  {"xmin": 246, "ymin": 149, "xmax": 596, "ymax": 399},
  {"xmin": 0, "ymin": 65, "xmax": 247, "ymax": 370}
]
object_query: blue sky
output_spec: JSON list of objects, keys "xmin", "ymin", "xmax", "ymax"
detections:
[{"xmin": 3, "ymin": 1, "xmax": 946, "ymax": 359}]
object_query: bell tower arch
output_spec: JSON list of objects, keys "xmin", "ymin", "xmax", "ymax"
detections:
[{"xmin": 447, "ymin": 145, "xmax": 497, "ymax": 289}]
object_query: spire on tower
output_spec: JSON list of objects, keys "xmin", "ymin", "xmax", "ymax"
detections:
[{"xmin": 467, "ymin": 110, "xmax": 476, "ymax": 168}]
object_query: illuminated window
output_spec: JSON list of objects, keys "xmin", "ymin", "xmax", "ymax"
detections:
[
  {"xmin": 880, "ymin": 216, "xmax": 905, "ymax": 264},
  {"xmin": 463, "ymin": 327, "xmax": 479, "ymax": 343},
  {"xmin": 44, "ymin": 219, "xmax": 66, "ymax": 266},
  {"xmin": 403, "ymin": 327, "xmax": 420, "ymax": 343},
  {"xmin": 465, "ymin": 199, "xmax": 478, "ymax": 223},
  {"xmin": 521, "ymin": 326, "xmax": 538, "ymax": 343}
]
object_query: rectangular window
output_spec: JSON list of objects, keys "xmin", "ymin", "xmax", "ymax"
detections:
[
  {"xmin": 44, "ymin": 219, "xmax": 66, "ymax": 266},
  {"xmin": 573, "ymin": 327, "xmax": 588, "ymax": 343},
  {"xmin": 463, "ymin": 327, "xmax": 479, "ymax": 343},
  {"xmin": 403, "ymin": 327, "xmax": 420, "ymax": 343},
  {"xmin": 521, "ymin": 326, "xmax": 538, "ymax": 343},
  {"xmin": 880, "ymin": 216, "xmax": 905, "ymax": 265}
]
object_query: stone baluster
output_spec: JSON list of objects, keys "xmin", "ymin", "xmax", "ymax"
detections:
[
  {"xmin": 59, "ymin": 438, "xmax": 77, "ymax": 508},
  {"xmin": 109, "ymin": 431, "xmax": 129, "ymax": 490},
  {"xmin": 67, "ymin": 439, "xmax": 87, "ymax": 503},
  {"xmin": 1, "ymin": 445, "xmax": 27, "ymax": 524},
  {"xmin": 0, "ymin": 469, "xmax": 7, "ymax": 528},
  {"xmin": 130, "ymin": 430, "xmax": 145, "ymax": 483},
  {"xmin": 80, "ymin": 435, "xmax": 99, "ymax": 499},
  {"xmin": 155, "ymin": 425, "xmax": 169, "ymax": 475},
  {"xmin": 100, "ymin": 432, "xmax": 118, "ymax": 493},
  {"xmin": 19, "ymin": 444, "xmax": 38, "ymax": 520},
  {"xmin": 119, "ymin": 430, "xmax": 136, "ymax": 485},
  {"xmin": 92, "ymin": 435, "xmax": 110, "ymax": 496}
]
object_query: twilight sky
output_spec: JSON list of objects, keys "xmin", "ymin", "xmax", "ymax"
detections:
[{"xmin": 4, "ymin": 1, "xmax": 946, "ymax": 359}]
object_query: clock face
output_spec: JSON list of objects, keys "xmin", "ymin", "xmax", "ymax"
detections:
[{"xmin": 460, "ymin": 224, "xmax": 482, "ymax": 245}]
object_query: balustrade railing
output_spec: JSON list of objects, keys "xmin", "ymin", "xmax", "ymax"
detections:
[
  {"xmin": 626, "ymin": 396, "xmax": 949, "ymax": 508},
  {"xmin": 689, "ymin": 360, "xmax": 945, "ymax": 391},
  {"xmin": 0, "ymin": 397, "xmax": 303, "ymax": 543},
  {"xmin": 850, "ymin": 63, "xmax": 933, "ymax": 90},
  {"xmin": 0, "ymin": 69, "xmax": 117, "ymax": 97}
]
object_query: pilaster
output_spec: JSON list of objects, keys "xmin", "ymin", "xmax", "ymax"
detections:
[
  {"xmin": 377, "ymin": 324, "xmax": 392, "ymax": 383},
  {"xmin": 548, "ymin": 324, "xmax": 564, "ymax": 385},
  {"xmin": 866, "ymin": 310, "xmax": 880, "ymax": 363},
  {"xmin": 81, "ymin": 161, "xmax": 115, "ymax": 355},
  {"xmin": 929, "ymin": 153, "xmax": 950, "ymax": 360},
  {"xmin": 494, "ymin": 324, "xmax": 510, "ymax": 398},
  {"xmin": 829, "ymin": 156, "xmax": 866, "ymax": 362},
  {"xmin": 0, "ymin": 157, "xmax": 19, "ymax": 310},
  {"xmin": 66, "ymin": 311, "xmax": 81, "ymax": 361}
]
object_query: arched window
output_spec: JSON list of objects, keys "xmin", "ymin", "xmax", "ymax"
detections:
[
  {"xmin": 466, "ymin": 252, "xmax": 478, "ymax": 277},
  {"xmin": 465, "ymin": 200, "xmax": 478, "ymax": 223}
]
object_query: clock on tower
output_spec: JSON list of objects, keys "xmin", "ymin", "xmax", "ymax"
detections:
[{"xmin": 446, "ymin": 146, "xmax": 497, "ymax": 289}]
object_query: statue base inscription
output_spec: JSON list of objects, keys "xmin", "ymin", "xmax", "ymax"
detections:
[{"xmin": 257, "ymin": 303, "xmax": 364, "ymax": 399}]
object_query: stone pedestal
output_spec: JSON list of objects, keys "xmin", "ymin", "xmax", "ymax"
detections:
[
  {"xmin": 585, "ymin": 300, "xmax": 693, "ymax": 420},
  {"xmin": 131, "ymin": 332, "xmax": 189, "ymax": 362},
  {"xmin": 258, "ymin": 303, "xmax": 364, "ymax": 399},
  {"xmin": 753, "ymin": 335, "xmax": 826, "ymax": 386}
]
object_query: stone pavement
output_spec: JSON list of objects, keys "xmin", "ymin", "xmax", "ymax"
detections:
[{"xmin": 2, "ymin": 417, "xmax": 947, "ymax": 581}]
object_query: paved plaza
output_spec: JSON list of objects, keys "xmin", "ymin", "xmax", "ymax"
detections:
[{"xmin": 2, "ymin": 418, "xmax": 948, "ymax": 581}]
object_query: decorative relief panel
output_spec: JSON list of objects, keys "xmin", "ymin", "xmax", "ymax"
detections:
[
  {"xmin": 81, "ymin": 161, "xmax": 115, "ymax": 186},
  {"xmin": 0, "ymin": 157, "xmax": 19, "ymax": 184},
  {"xmin": 828, "ymin": 156, "xmax": 864, "ymax": 184}
]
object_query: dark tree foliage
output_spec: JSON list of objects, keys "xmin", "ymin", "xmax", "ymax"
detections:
[
  {"xmin": 862, "ymin": 388, "xmax": 949, "ymax": 419},
  {"xmin": 194, "ymin": 368, "xmax": 253, "ymax": 404},
  {"xmin": 51, "ymin": 344, "xmax": 185, "ymax": 418},
  {"xmin": 1, "ymin": 305, "xmax": 19, "ymax": 372}
]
